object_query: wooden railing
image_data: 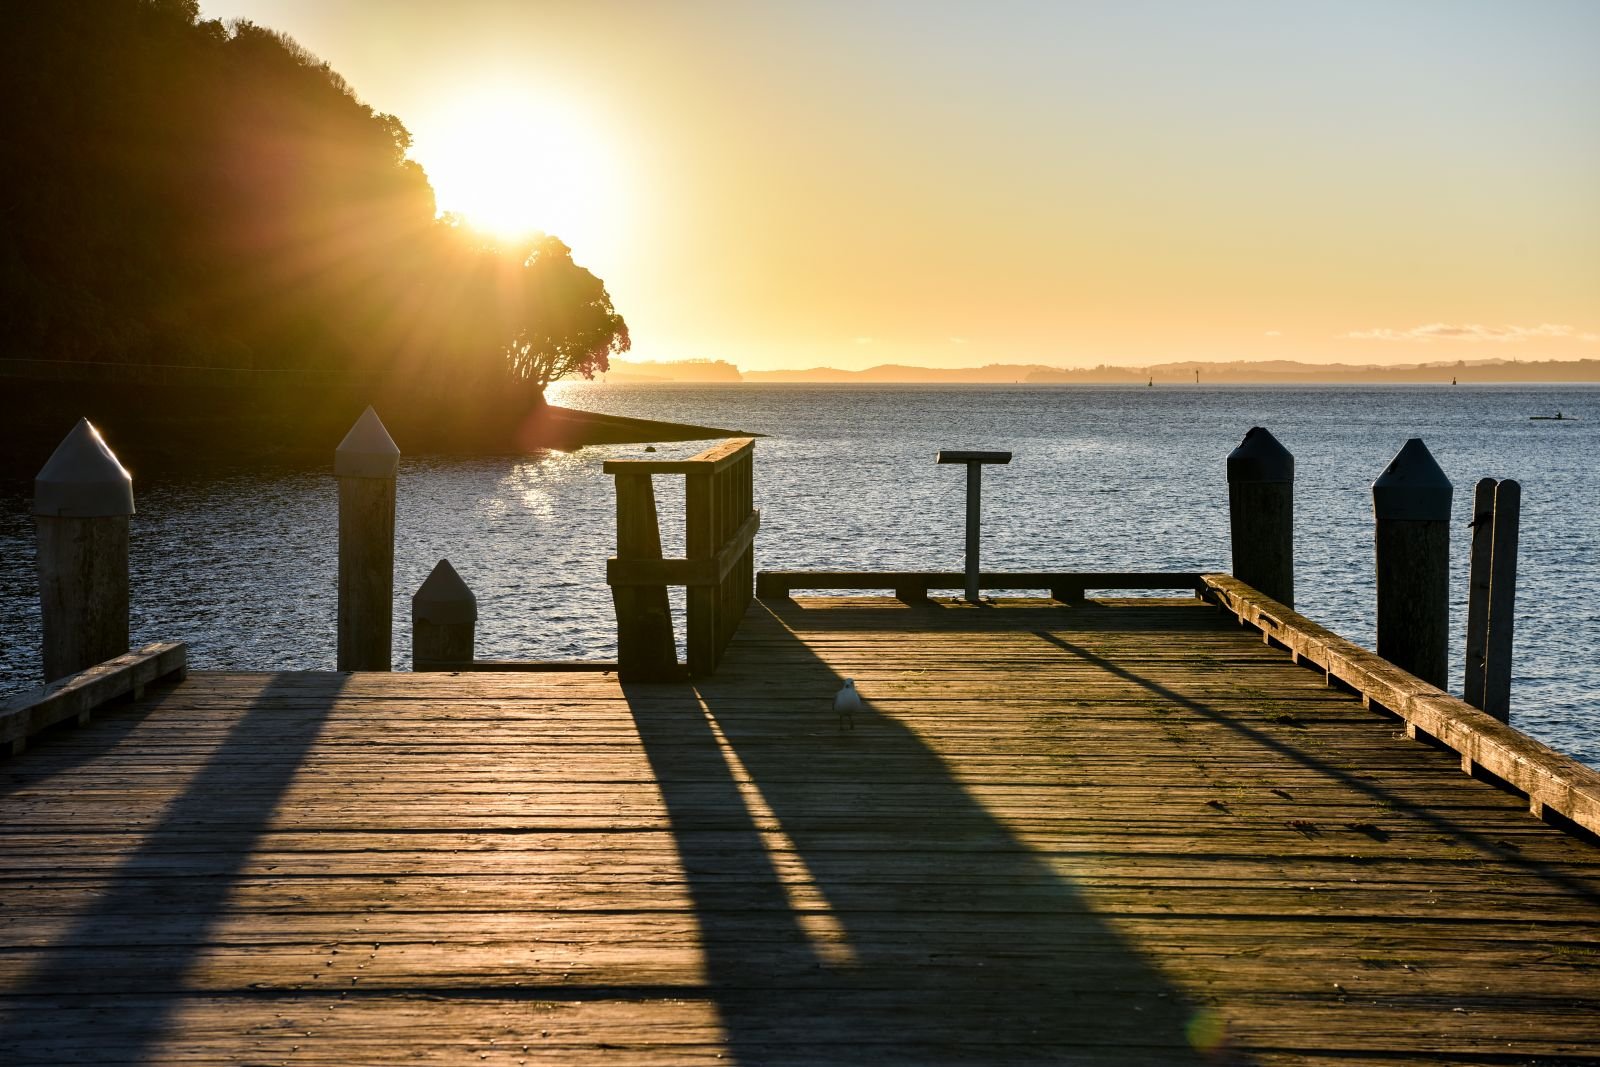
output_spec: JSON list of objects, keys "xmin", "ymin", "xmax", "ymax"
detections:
[
  {"xmin": 605, "ymin": 438, "xmax": 759, "ymax": 680},
  {"xmin": 1202, "ymin": 573, "xmax": 1600, "ymax": 838}
]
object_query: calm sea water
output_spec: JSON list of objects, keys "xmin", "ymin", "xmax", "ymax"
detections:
[{"xmin": 2, "ymin": 383, "xmax": 1595, "ymax": 767}]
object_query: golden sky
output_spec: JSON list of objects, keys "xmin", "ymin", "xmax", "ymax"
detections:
[{"xmin": 200, "ymin": 1, "xmax": 1599, "ymax": 371}]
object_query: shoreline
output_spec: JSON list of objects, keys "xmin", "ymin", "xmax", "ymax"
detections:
[{"xmin": 0, "ymin": 374, "xmax": 756, "ymax": 479}]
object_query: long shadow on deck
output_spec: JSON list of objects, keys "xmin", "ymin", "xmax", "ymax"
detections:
[
  {"xmin": 1029, "ymin": 628, "xmax": 1600, "ymax": 900},
  {"xmin": 0, "ymin": 673, "xmax": 344, "ymax": 1061},
  {"xmin": 625, "ymin": 602, "xmax": 1238, "ymax": 1067}
]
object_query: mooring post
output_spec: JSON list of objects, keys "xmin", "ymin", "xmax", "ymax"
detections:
[
  {"xmin": 412, "ymin": 558, "xmax": 476, "ymax": 671},
  {"xmin": 1482, "ymin": 479, "xmax": 1520, "ymax": 722},
  {"xmin": 33, "ymin": 418, "xmax": 135, "ymax": 683},
  {"xmin": 936, "ymin": 449, "xmax": 1012, "ymax": 603},
  {"xmin": 335, "ymin": 407, "xmax": 399, "ymax": 672},
  {"xmin": 1463, "ymin": 477, "xmax": 1496, "ymax": 709},
  {"xmin": 1225, "ymin": 426, "xmax": 1294, "ymax": 608},
  {"xmin": 1372, "ymin": 438, "xmax": 1452, "ymax": 689}
]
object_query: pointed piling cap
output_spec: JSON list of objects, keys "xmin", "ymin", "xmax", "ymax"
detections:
[
  {"xmin": 335, "ymin": 406, "xmax": 400, "ymax": 479},
  {"xmin": 1372, "ymin": 438, "xmax": 1452, "ymax": 521},
  {"xmin": 1226, "ymin": 426, "xmax": 1293, "ymax": 483},
  {"xmin": 413, "ymin": 559, "xmax": 477, "ymax": 624},
  {"xmin": 34, "ymin": 418, "xmax": 134, "ymax": 517}
]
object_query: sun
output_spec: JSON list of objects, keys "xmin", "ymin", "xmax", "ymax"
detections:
[{"xmin": 409, "ymin": 87, "xmax": 625, "ymax": 255}]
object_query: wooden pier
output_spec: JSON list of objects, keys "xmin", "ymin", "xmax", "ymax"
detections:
[
  {"xmin": 6, "ymin": 416, "xmax": 1598, "ymax": 1063},
  {"xmin": 3, "ymin": 590, "xmax": 1598, "ymax": 1064}
]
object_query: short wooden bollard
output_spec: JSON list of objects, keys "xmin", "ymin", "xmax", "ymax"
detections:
[
  {"xmin": 413, "ymin": 559, "xmax": 477, "ymax": 671},
  {"xmin": 1226, "ymin": 426, "xmax": 1294, "ymax": 608},
  {"xmin": 33, "ymin": 419, "xmax": 134, "ymax": 683},
  {"xmin": 1372, "ymin": 438, "xmax": 1452, "ymax": 689},
  {"xmin": 336, "ymin": 407, "xmax": 399, "ymax": 672}
]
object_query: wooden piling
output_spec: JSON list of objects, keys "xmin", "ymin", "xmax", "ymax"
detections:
[
  {"xmin": 1463, "ymin": 477, "xmax": 1496, "ymax": 709},
  {"xmin": 335, "ymin": 407, "xmax": 399, "ymax": 672},
  {"xmin": 412, "ymin": 559, "xmax": 477, "ymax": 671},
  {"xmin": 32, "ymin": 419, "xmax": 134, "ymax": 683},
  {"xmin": 1372, "ymin": 438, "xmax": 1452, "ymax": 689},
  {"xmin": 1483, "ymin": 479, "xmax": 1520, "ymax": 722},
  {"xmin": 1225, "ymin": 426, "xmax": 1294, "ymax": 608}
]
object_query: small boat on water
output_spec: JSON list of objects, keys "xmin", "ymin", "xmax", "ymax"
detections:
[{"xmin": 1530, "ymin": 412, "xmax": 1577, "ymax": 421}]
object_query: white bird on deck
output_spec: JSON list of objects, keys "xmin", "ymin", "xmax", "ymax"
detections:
[{"xmin": 833, "ymin": 678, "xmax": 862, "ymax": 731}]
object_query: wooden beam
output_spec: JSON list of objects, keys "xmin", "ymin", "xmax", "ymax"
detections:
[
  {"xmin": 412, "ymin": 659, "xmax": 617, "ymax": 673},
  {"xmin": 1, "ymin": 642, "xmax": 186, "ymax": 754},
  {"xmin": 1201, "ymin": 573, "xmax": 1600, "ymax": 837},
  {"xmin": 755, "ymin": 570, "xmax": 1204, "ymax": 598},
  {"xmin": 602, "ymin": 438, "xmax": 755, "ymax": 476},
  {"xmin": 608, "ymin": 511, "xmax": 760, "ymax": 588}
]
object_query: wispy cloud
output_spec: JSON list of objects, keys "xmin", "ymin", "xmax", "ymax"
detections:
[
  {"xmin": 949, "ymin": 336, "xmax": 968, "ymax": 344},
  {"xmin": 1345, "ymin": 323, "xmax": 1580, "ymax": 343},
  {"xmin": 852, "ymin": 336, "xmax": 874, "ymax": 345},
  {"xmin": 1263, "ymin": 330, "xmax": 1281, "ymax": 337}
]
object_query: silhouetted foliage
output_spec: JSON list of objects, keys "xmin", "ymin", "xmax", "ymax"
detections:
[
  {"xmin": 507, "ymin": 237, "xmax": 631, "ymax": 389},
  {"xmin": 0, "ymin": 1, "xmax": 626, "ymax": 404}
]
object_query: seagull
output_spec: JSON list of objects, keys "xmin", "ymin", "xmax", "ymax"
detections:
[{"xmin": 833, "ymin": 678, "xmax": 862, "ymax": 731}]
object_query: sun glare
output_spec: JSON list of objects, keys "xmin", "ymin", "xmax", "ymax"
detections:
[{"xmin": 411, "ymin": 88, "xmax": 624, "ymax": 256}]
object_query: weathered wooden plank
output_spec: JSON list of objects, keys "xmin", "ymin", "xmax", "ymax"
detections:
[{"xmin": 1, "ymin": 597, "xmax": 1596, "ymax": 1065}]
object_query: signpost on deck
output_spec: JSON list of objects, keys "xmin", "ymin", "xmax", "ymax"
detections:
[{"xmin": 936, "ymin": 450, "xmax": 1012, "ymax": 604}]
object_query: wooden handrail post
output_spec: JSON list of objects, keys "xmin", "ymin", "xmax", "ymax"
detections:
[
  {"xmin": 1226, "ymin": 426, "xmax": 1294, "ymax": 608},
  {"xmin": 33, "ymin": 418, "xmax": 134, "ymax": 683},
  {"xmin": 1482, "ymin": 479, "xmax": 1520, "ymax": 722},
  {"xmin": 413, "ymin": 558, "xmax": 476, "ymax": 671},
  {"xmin": 612, "ymin": 471, "xmax": 678, "ymax": 680},
  {"xmin": 336, "ymin": 406, "xmax": 399, "ymax": 671},
  {"xmin": 685, "ymin": 468, "xmax": 716, "ymax": 676},
  {"xmin": 1372, "ymin": 438, "xmax": 1452, "ymax": 689},
  {"xmin": 1463, "ymin": 477, "xmax": 1496, "ymax": 709}
]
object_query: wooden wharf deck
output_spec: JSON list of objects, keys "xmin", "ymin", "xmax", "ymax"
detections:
[{"xmin": 2, "ymin": 595, "xmax": 1598, "ymax": 1065}]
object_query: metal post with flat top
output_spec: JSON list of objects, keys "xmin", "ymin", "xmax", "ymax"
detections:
[{"xmin": 936, "ymin": 450, "xmax": 1012, "ymax": 604}]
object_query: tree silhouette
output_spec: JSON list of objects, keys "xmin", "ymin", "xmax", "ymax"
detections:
[
  {"xmin": 1, "ymin": 1, "xmax": 628, "ymax": 405},
  {"xmin": 505, "ymin": 237, "xmax": 631, "ymax": 390}
]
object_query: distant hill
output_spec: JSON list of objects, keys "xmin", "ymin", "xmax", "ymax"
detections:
[
  {"xmin": 600, "ymin": 357, "xmax": 1600, "ymax": 385},
  {"xmin": 605, "ymin": 358, "xmax": 743, "ymax": 383},
  {"xmin": 1029, "ymin": 358, "xmax": 1600, "ymax": 385}
]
